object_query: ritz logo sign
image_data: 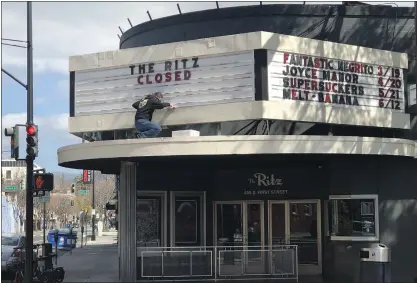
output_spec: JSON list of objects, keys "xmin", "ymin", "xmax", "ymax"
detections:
[{"xmin": 244, "ymin": 173, "xmax": 288, "ymax": 196}]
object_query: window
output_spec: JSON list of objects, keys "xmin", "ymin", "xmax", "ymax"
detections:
[
  {"xmin": 1, "ymin": 160, "xmax": 27, "ymax": 167},
  {"xmin": 175, "ymin": 199, "xmax": 198, "ymax": 245},
  {"xmin": 6, "ymin": 170, "xmax": 12, "ymax": 179},
  {"xmin": 171, "ymin": 192, "xmax": 204, "ymax": 247},
  {"xmin": 137, "ymin": 198, "xmax": 162, "ymax": 247},
  {"xmin": 328, "ymin": 195, "xmax": 379, "ymax": 241}
]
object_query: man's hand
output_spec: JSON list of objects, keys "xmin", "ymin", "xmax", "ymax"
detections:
[{"xmin": 169, "ymin": 103, "xmax": 176, "ymax": 109}]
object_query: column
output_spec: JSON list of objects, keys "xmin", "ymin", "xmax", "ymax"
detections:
[{"xmin": 119, "ymin": 162, "xmax": 137, "ymax": 282}]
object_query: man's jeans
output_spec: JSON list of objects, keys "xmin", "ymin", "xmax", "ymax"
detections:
[{"xmin": 135, "ymin": 119, "xmax": 162, "ymax": 138}]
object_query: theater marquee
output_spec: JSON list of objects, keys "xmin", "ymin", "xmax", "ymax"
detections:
[
  {"xmin": 72, "ymin": 51, "xmax": 255, "ymax": 116},
  {"xmin": 268, "ymin": 51, "xmax": 405, "ymax": 112}
]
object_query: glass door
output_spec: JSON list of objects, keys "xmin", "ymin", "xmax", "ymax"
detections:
[
  {"xmin": 215, "ymin": 201, "xmax": 264, "ymax": 247},
  {"xmin": 215, "ymin": 202, "xmax": 244, "ymax": 246},
  {"xmin": 269, "ymin": 201, "xmax": 287, "ymax": 245},
  {"xmin": 214, "ymin": 201, "xmax": 265, "ymax": 276},
  {"xmin": 245, "ymin": 201, "xmax": 265, "ymax": 275},
  {"xmin": 246, "ymin": 202, "xmax": 264, "ymax": 247},
  {"xmin": 268, "ymin": 200, "xmax": 322, "ymax": 275},
  {"xmin": 288, "ymin": 200, "xmax": 321, "ymax": 275}
]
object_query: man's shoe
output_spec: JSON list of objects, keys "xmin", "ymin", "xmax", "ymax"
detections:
[{"xmin": 135, "ymin": 133, "xmax": 144, "ymax": 139}]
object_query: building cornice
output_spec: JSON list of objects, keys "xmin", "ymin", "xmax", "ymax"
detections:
[
  {"xmin": 69, "ymin": 31, "xmax": 408, "ymax": 72},
  {"xmin": 68, "ymin": 100, "xmax": 411, "ymax": 134},
  {"xmin": 57, "ymin": 135, "xmax": 417, "ymax": 170}
]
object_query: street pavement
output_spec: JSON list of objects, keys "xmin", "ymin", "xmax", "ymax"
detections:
[
  {"xmin": 55, "ymin": 231, "xmax": 118, "ymax": 282},
  {"xmin": 1, "ymin": 231, "xmax": 118, "ymax": 283}
]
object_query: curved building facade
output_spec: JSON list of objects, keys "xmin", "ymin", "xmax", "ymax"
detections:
[{"xmin": 61, "ymin": 3, "xmax": 417, "ymax": 283}]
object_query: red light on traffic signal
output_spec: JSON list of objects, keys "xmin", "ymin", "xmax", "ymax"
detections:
[
  {"xmin": 27, "ymin": 125, "xmax": 36, "ymax": 135},
  {"xmin": 35, "ymin": 176, "xmax": 45, "ymax": 190}
]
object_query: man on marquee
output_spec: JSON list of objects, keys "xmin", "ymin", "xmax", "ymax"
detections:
[{"xmin": 132, "ymin": 92, "xmax": 175, "ymax": 138}]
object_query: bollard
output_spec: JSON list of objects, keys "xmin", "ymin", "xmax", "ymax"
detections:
[
  {"xmin": 69, "ymin": 226, "xmax": 73, "ymax": 254},
  {"xmin": 81, "ymin": 226, "xmax": 84, "ymax": 248},
  {"xmin": 53, "ymin": 231, "xmax": 59, "ymax": 265}
]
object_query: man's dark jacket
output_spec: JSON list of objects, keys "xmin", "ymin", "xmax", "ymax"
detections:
[{"xmin": 132, "ymin": 97, "xmax": 170, "ymax": 121}]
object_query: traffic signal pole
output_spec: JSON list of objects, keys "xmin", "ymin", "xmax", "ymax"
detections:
[
  {"xmin": 25, "ymin": 2, "xmax": 34, "ymax": 283},
  {"xmin": 91, "ymin": 171, "xmax": 96, "ymax": 241}
]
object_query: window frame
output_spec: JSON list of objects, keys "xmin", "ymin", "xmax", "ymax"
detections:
[
  {"xmin": 170, "ymin": 191, "xmax": 206, "ymax": 247},
  {"xmin": 136, "ymin": 191, "xmax": 167, "ymax": 256},
  {"xmin": 329, "ymin": 194, "xmax": 379, "ymax": 242}
]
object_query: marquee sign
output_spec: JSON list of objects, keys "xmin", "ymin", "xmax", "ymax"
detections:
[
  {"xmin": 73, "ymin": 51, "xmax": 255, "ymax": 116},
  {"xmin": 268, "ymin": 51, "xmax": 405, "ymax": 112}
]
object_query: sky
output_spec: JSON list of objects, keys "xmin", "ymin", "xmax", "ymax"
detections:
[{"xmin": 1, "ymin": 0, "xmax": 414, "ymax": 173}]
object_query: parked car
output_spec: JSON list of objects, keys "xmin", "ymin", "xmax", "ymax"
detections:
[{"xmin": 1, "ymin": 234, "xmax": 25, "ymax": 279}]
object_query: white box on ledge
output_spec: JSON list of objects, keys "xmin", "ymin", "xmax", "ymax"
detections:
[{"xmin": 172, "ymin": 130, "xmax": 200, "ymax": 137}]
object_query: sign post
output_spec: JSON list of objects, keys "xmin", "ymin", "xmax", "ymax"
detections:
[
  {"xmin": 39, "ymin": 190, "xmax": 50, "ymax": 243},
  {"xmin": 33, "ymin": 168, "xmax": 49, "ymax": 244}
]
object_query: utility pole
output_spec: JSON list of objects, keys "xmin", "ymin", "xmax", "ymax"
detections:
[
  {"xmin": 25, "ymin": 2, "xmax": 34, "ymax": 283},
  {"xmin": 2, "ymin": 4, "xmax": 35, "ymax": 279},
  {"xmin": 91, "ymin": 170, "xmax": 96, "ymax": 241},
  {"xmin": 415, "ymin": 1, "xmax": 417, "ymax": 85},
  {"xmin": 43, "ymin": 202, "xmax": 46, "ymax": 243}
]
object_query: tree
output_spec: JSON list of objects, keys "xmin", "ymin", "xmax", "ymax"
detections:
[
  {"xmin": 46, "ymin": 193, "xmax": 77, "ymax": 228},
  {"xmin": 73, "ymin": 172, "xmax": 115, "ymax": 221},
  {"xmin": 38, "ymin": 173, "xmax": 75, "ymax": 228},
  {"xmin": 94, "ymin": 172, "xmax": 115, "ymax": 218}
]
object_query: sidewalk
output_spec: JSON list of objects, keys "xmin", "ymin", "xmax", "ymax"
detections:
[{"xmin": 57, "ymin": 232, "xmax": 118, "ymax": 282}]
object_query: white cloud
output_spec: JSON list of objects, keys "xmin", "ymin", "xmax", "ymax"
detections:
[
  {"xmin": 1, "ymin": 112, "xmax": 80, "ymax": 154},
  {"xmin": 1, "ymin": 2, "xmax": 215, "ymax": 74},
  {"xmin": 2, "ymin": 112, "xmax": 74, "ymax": 133}
]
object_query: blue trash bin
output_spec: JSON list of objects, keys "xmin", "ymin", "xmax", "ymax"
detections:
[{"xmin": 47, "ymin": 228, "xmax": 76, "ymax": 250}]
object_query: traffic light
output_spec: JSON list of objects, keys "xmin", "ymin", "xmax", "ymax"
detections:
[
  {"xmin": 26, "ymin": 124, "xmax": 38, "ymax": 158},
  {"xmin": 33, "ymin": 173, "xmax": 54, "ymax": 192},
  {"xmin": 4, "ymin": 125, "xmax": 26, "ymax": 160},
  {"xmin": 71, "ymin": 184, "xmax": 75, "ymax": 194},
  {"xmin": 4, "ymin": 126, "xmax": 17, "ymax": 158}
]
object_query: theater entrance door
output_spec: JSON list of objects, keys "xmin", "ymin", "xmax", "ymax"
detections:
[{"xmin": 268, "ymin": 200, "xmax": 322, "ymax": 275}]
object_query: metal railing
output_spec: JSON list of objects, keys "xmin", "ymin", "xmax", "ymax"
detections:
[{"xmin": 140, "ymin": 245, "xmax": 298, "ymax": 281}]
